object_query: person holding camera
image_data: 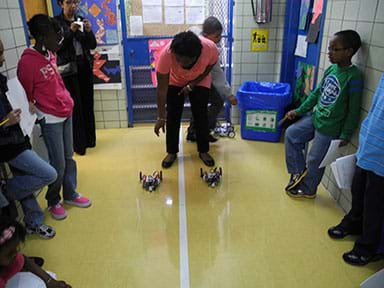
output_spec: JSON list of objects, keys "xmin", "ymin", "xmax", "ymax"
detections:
[{"xmin": 55, "ymin": 0, "xmax": 97, "ymax": 156}]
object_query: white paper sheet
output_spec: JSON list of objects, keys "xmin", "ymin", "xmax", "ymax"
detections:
[
  {"xmin": 165, "ymin": 6, "xmax": 184, "ymax": 24},
  {"xmin": 6, "ymin": 78, "xmax": 36, "ymax": 137},
  {"xmin": 186, "ymin": 0, "xmax": 205, "ymax": 6},
  {"xmin": 319, "ymin": 139, "xmax": 342, "ymax": 168},
  {"xmin": 142, "ymin": 0, "xmax": 161, "ymax": 5},
  {"xmin": 330, "ymin": 154, "xmax": 356, "ymax": 189},
  {"xmin": 143, "ymin": 6, "xmax": 162, "ymax": 23},
  {"xmin": 294, "ymin": 34, "xmax": 308, "ymax": 58},
  {"xmin": 186, "ymin": 6, "xmax": 205, "ymax": 24},
  {"xmin": 129, "ymin": 16, "xmax": 143, "ymax": 36},
  {"xmin": 164, "ymin": 0, "xmax": 184, "ymax": 6}
]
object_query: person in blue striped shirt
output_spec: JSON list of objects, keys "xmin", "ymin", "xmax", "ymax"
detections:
[{"xmin": 328, "ymin": 74, "xmax": 384, "ymax": 266}]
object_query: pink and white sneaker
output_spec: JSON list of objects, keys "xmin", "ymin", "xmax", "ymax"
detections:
[
  {"xmin": 64, "ymin": 194, "xmax": 92, "ymax": 208},
  {"xmin": 48, "ymin": 203, "xmax": 67, "ymax": 220}
]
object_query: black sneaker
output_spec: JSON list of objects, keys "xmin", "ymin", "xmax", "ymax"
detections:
[
  {"xmin": 208, "ymin": 134, "xmax": 218, "ymax": 143},
  {"xmin": 285, "ymin": 168, "xmax": 308, "ymax": 191},
  {"xmin": 186, "ymin": 132, "xmax": 196, "ymax": 142},
  {"xmin": 26, "ymin": 224, "xmax": 56, "ymax": 239},
  {"xmin": 286, "ymin": 186, "xmax": 316, "ymax": 199},
  {"xmin": 343, "ymin": 250, "xmax": 383, "ymax": 266}
]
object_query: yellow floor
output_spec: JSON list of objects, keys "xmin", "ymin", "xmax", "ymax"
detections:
[{"xmin": 23, "ymin": 125, "xmax": 383, "ymax": 287}]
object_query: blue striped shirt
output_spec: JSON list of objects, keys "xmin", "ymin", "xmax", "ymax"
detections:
[{"xmin": 357, "ymin": 74, "xmax": 384, "ymax": 177}]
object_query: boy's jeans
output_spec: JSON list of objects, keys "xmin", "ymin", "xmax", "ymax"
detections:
[
  {"xmin": 7, "ymin": 149, "xmax": 57, "ymax": 227},
  {"xmin": 285, "ymin": 115, "xmax": 337, "ymax": 194},
  {"xmin": 40, "ymin": 117, "xmax": 79, "ymax": 207}
]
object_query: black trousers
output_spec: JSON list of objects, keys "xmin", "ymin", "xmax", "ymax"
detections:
[
  {"xmin": 340, "ymin": 166, "xmax": 384, "ymax": 255},
  {"xmin": 188, "ymin": 86, "xmax": 224, "ymax": 133},
  {"xmin": 62, "ymin": 59, "xmax": 96, "ymax": 153},
  {"xmin": 166, "ymin": 85, "xmax": 210, "ymax": 154}
]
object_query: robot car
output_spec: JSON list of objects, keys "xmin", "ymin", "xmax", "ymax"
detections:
[
  {"xmin": 200, "ymin": 167, "xmax": 223, "ymax": 188},
  {"xmin": 139, "ymin": 171, "xmax": 163, "ymax": 192},
  {"xmin": 214, "ymin": 122, "xmax": 235, "ymax": 138}
]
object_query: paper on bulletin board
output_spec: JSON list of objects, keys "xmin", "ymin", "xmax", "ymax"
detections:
[
  {"xmin": 165, "ymin": 6, "xmax": 184, "ymax": 24},
  {"xmin": 129, "ymin": 16, "xmax": 143, "ymax": 36},
  {"xmin": 93, "ymin": 46, "xmax": 122, "ymax": 90},
  {"xmin": 143, "ymin": 6, "xmax": 162, "ymax": 23},
  {"xmin": 294, "ymin": 35, "xmax": 308, "ymax": 58},
  {"xmin": 164, "ymin": 0, "xmax": 184, "ymax": 6},
  {"xmin": 186, "ymin": 7, "xmax": 205, "ymax": 24},
  {"xmin": 142, "ymin": 0, "xmax": 161, "ymax": 5},
  {"xmin": 186, "ymin": 0, "xmax": 205, "ymax": 6},
  {"xmin": 148, "ymin": 39, "xmax": 172, "ymax": 86},
  {"xmin": 251, "ymin": 29, "xmax": 268, "ymax": 51},
  {"xmin": 299, "ymin": 0, "xmax": 311, "ymax": 30}
]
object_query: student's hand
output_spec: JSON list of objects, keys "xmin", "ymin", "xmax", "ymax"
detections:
[
  {"xmin": 154, "ymin": 119, "xmax": 165, "ymax": 136},
  {"xmin": 178, "ymin": 84, "xmax": 193, "ymax": 97},
  {"xmin": 286, "ymin": 110, "xmax": 297, "ymax": 120},
  {"xmin": 29, "ymin": 102, "xmax": 37, "ymax": 114},
  {"xmin": 70, "ymin": 22, "xmax": 80, "ymax": 32},
  {"xmin": 47, "ymin": 279, "xmax": 72, "ymax": 288},
  {"xmin": 339, "ymin": 139, "xmax": 349, "ymax": 147},
  {"xmin": 83, "ymin": 19, "xmax": 92, "ymax": 32},
  {"xmin": 4, "ymin": 109, "xmax": 21, "ymax": 127},
  {"xmin": 228, "ymin": 95, "xmax": 237, "ymax": 105}
]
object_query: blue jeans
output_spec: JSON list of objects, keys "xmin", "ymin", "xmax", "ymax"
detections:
[
  {"xmin": 7, "ymin": 149, "xmax": 57, "ymax": 227},
  {"xmin": 285, "ymin": 115, "xmax": 337, "ymax": 194},
  {"xmin": 40, "ymin": 117, "xmax": 79, "ymax": 207}
]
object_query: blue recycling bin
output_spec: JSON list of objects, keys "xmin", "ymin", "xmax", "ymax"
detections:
[{"xmin": 237, "ymin": 81, "xmax": 291, "ymax": 142}]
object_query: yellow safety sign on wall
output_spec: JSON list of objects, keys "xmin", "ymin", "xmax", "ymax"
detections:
[{"xmin": 251, "ymin": 29, "xmax": 268, "ymax": 52}]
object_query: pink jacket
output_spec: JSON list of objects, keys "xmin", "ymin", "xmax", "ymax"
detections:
[{"xmin": 17, "ymin": 48, "xmax": 74, "ymax": 118}]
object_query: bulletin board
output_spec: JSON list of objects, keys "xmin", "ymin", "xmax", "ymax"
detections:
[{"xmin": 128, "ymin": 0, "xmax": 206, "ymax": 36}]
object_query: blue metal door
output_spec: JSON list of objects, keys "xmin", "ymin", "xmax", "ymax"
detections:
[{"xmin": 120, "ymin": 0, "xmax": 234, "ymax": 126}]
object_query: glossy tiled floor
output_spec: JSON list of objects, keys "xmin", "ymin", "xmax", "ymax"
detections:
[{"xmin": 23, "ymin": 125, "xmax": 383, "ymax": 287}]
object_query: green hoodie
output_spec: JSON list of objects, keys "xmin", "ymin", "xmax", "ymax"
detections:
[{"xmin": 295, "ymin": 64, "xmax": 362, "ymax": 140}]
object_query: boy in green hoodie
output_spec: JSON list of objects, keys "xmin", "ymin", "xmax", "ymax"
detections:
[{"xmin": 284, "ymin": 30, "xmax": 362, "ymax": 198}]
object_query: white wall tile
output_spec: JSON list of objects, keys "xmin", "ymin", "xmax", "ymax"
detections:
[
  {"xmin": 328, "ymin": 19, "xmax": 342, "ymax": 36},
  {"xmin": 6, "ymin": 67, "xmax": 16, "ymax": 79},
  {"xmin": 371, "ymin": 23, "xmax": 384, "ymax": 47},
  {"xmin": 9, "ymin": 9, "xmax": 23, "ymax": 28},
  {"xmin": 242, "ymin": 63, "xmax": 257, "ymax": 74},
  {"xmin": 258, "ymin": 51, "xmax": 276, "ymax": 63},
  {"xmin": 3, "ymin": 48, "xmax": 18, "ymax": 69},
  {"xmin": 376, "ymin": 0, "xmax": 384, "ymax": 21},
  {"xmin": 6, "ymin": 0, "xmax": 19, "ymax": 8},
  {"xmin": 364, "ymin": 67, "xmax": 382, "ymax": 92},
  {"xmin": 341, "ymin": 20, "xmax": 356, "ymax": 31},
  {"xmin": 331, "ymin": 1, "xmax": 346, "ymax": 20},
  {"xmin": 1, "ymin": 29, "xmax": 15, "ymax": 49},
  {"xmin": 0, "ymin": 9, "xmax": 11, "ymax": 29},
  {"xmin": 12, "ymin": 27, "xmax": 25, "ymax": 46},
  {"xmin": 257, "ymin": 63, "xmax": 275, "ymax": 74},
  {"xmin": 241, "ymin": 52, "xmax": 258, "ymax": 63},
  {"xmin": 356, "ymin": 22, "xmax": 373, "ymax": 44},
  {"xmin": 367, "ymin": 45, "xmax": 384, "ymax": 71},
  {"xmin": 357, "ymin": 0, "xmax": 379, "ymax": 21},
  {"xmin": 0, "ymin": 0, "xmax": 7, "ymax": 8},
  {"xmin": 343, "ymin": 0, "xmax": 359, "ymax": 21}
]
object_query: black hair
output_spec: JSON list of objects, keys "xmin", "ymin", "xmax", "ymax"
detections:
[
  {"xmin": 334, "ymin": 30, "xmax": 362, "ymax": 55},
  {"xmin": 27, "ymin": 14, "xmax": 62, "ymax": 40},
  {"xmin": 170, "ymin": 31, "xmax": 203, "ymax": 59},
  {"xmin": 0, "ymin": 215, "xmax": 26, "ymax": 251},
  {"xmin": 202, "ymin": 16, "xmax": 223, "ymax": 35}
]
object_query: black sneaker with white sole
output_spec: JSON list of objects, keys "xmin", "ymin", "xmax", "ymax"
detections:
[
  {"xmin": 285, "ymin": 168, "xmax": 308, "ymax": 191},
  {"xmin": 26, "ymin": 224, "xmax": 56, "ymax": 239}
]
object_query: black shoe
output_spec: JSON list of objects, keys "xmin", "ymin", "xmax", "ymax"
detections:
[
  {"xmin": 161, "ymin": 154, "xmax": 177, "ymax": 168},
  {"xmin": 285, "ymin": 168, "xmax": 308, "ymax": 191},
  {"xmin": 208, "ymin": 134, "xmax": 218, "ymax": 143},
  {"xmin": 75, "ymin": 149, "xmax": 86, "ymax": 156},
  {"xmin": 342, "ymin": 250, "xmax": 383, "ymax": 266},
  {"xmin": 328, "ymin": 225, "xmax": 361, "ymax": 239},
  {"xmin": 186, "ymin": 132, "xmax": 196, "ymax": 142},
  {"xmin": 29, "ymin": 256, "xmax": 44, "ymax": 267},
  {"xmin": 286, "ymin": 186, "xmax": 316, "ymax": 199},
  {"xmin": 199, "ymin": 153, "xmax": 215, "ymax": 167}
]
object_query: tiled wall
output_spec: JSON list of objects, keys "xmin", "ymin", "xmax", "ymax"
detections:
[
  {"xmin": 0, "ymin": 0, "xmax": 27, "ymax": 79},
  {"xmin": 319, "ymin": 0, "xmax": 384, "ymax": 212},
  {"xmin": 231, "ymin": 0, "xmax": 286, "ymax": 123}
]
